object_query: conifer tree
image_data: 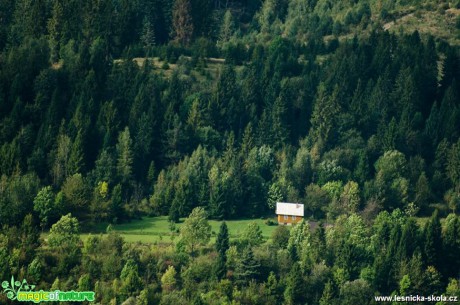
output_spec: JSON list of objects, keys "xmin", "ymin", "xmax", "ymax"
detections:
[
  {"xmin": 216, "ymin": 222, "xmax": 229, "ymax": 255},
  {"xmin": 215, "ymin": 222, "xmax": 229, "ymax": 279},
  {"xmin": 397, "ymin": 218, "xmax": 419, "ymax": 263},
  {"xmin": 218, "ymin": 10, "xmax": 234, "ymax": 47},
  {"xmin": 310, "ymin": 83, "xmax": 341, "ymax": 151},
  {"xmin": 53, "ymin": 134, "xmax": 71, "ymax": 186},
  {"xmin": 447, "ymin": 139, "xmax": 460, "ymax": 190},
  {"xmin": 116, "ymin": 127, "xmax": 133, "ymax": 184},
  {"xmin": 68, "ymin": 130, "xmax": 85, "ymax": 175},
  {"xmin": 235, "ymin": 248, "xmax": 260, "ymax": 286},
  {"xmin": 319, "ymin": 281, "xmax": 335, "ymax": 305},
  {"xmin": 141, "ymin": 17, "xmax": 155, "ymax": 53},
  {"xmin": 414, "ymin": 172, "xmax": 430, "ymax": 211},
  {"xmin": 172, "ymin": 0, "xmax": 193, "ymax": 45},
  {"xmin": 442, "ymin": 214, "xmax": 460, "ymax": 278},
  {"xmin": 284, "ymin": 262, "xmax": 304, "ymax": 305},
  {"xmin": 266, "ymin": 271, "xmax": 280, "ymax": 302},
  {"xmin": 423, "ymin": 210, "xmax": 442, "ymax": 269}
]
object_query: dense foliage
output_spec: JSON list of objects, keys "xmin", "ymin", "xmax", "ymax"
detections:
[{"xmin": 0, "ymin": 0, "xmax": 459, "ymax": 303}]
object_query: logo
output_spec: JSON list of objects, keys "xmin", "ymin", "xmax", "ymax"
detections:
[{"xmin": 2, "ymin": 276, "xmax": 95, "ymax": 303}]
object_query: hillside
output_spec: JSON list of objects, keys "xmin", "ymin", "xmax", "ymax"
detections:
[{"xmin": 0, "ymin": 0, "xmax": 460, "ymax": 304}]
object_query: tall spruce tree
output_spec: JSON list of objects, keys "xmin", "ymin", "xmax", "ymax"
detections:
[
  {"xmin": 423, "ymin": 210, "xmax": 442, "ymax": 269},
  {"xmin": 235, "ymin": 248, "xmax": 260, "ymax": 286},
  {"xmin": 215, "ymin": 222, "xmax": 229, "ymax": 279},
  {"xmin": 172, "ymin": 0, "xmax": 193, "ymax": 45},
  {"xmin": 116, "ymin": 127, "xmax": 133, "ymax": 184},
  {"xmin": 442, "ymin": 214, "xmax": 460, "ymax": 279},
  {"xmin": 284, "ymin": 262, "xmax": 304, "ymax": 305}
]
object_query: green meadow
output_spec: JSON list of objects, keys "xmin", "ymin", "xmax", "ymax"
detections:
[{"xmin": 79, "ymin": 216, "xmax": 280, "ymax": 244}]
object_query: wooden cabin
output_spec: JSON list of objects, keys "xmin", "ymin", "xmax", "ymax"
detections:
[{"xmin": 276, "ymin": 202, "xmax": 304, "ymax": 225}]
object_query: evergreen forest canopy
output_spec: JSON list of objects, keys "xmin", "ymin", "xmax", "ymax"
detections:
[{"xmin": 0, "ymin": 0, "xmax": 460, "ymax": 304}]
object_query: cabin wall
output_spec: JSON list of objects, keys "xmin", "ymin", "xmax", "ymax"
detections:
[{"xmin": 277, "ymin": 215, "xmax": 303, "ymax": 225}]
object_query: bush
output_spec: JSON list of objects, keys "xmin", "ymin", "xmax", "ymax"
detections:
[
  {"xmin": 264, "ymin": 219, "xmax": 278, "ymax": 226},
  {"xmin": 271, "ymin": 225, "xmax": 289, "ymax": 248}
]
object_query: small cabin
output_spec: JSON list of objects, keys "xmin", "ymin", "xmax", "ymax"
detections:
[{"xmin": 276, "ymin": 202, "xmax": 304, "ymax": 225}]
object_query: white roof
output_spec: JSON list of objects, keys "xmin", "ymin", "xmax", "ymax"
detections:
[{"xmin": 276, "ymin": 202, "xmax": 304, "ymax": 217}]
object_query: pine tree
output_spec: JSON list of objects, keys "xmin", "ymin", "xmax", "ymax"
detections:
[
  {"xmin": 215, "ymin": 222, "xmax": 230, "ymax": 278},
  {"xmin": 134, "ymin": 112, "xmax": 155, "ymax": 178},
  {"xmin": 110, "ymin": 184, "xmax": 124, "ymax": 223},
  {"xmin": 216, "ymin": 222, "xmax": 229, "ymax": 255},
  {"xmin": 172, "ymin": 0, "xmax": 193, "ymax": 45},
  {"xmin": 397, "ymin": 218, "xmax": 419, "ymax": 262},
  {"xmin": 447, "ymin": 139, "xmax": 460, "ymax": 191},
  {"xmin": 284, "ymin": 262, "xmax": 304, "ymax": 305},
  {"xmin": 208, "ymin": 165, "xmax": 225, "ymax": 219},
  {"xmin": 271, "ymin": 93, "xmax": 289, "ymax": 149},
  {"xmin": 319, "ymin": 281, "xmax": 336, "ymax": 305},
  {"xmin": 10, "ymin": 0, "xmax": 47, "ymax": 44},
  {"xmin": 218, "ymin": 10, "xmax": 234, "ymax": 47},
  {"xmin": 141, "ymin": 17, "xmax": 156, "ymax": 53},
  {"xmin": 168, "ymin": 200, "xmax": 180, "ymax": 223},
  {"xmin": 310, "ymin": 83, "xmax": 341, "ymax": 151},
  {"xmin": 47, "ymin": 0, "xmax": 64, "ymax": 61},
  {"xmin": 215, "ymin": 64, "xmax": 239, "ymax": 132},
  {"xmin": 161, "ymin": 265, "xmax": 177, "ymax": 292},
  {"xmin": 266, "ymin": 271, "xmax": 278, "ymax": 292},
  {"xmin": 267, "ymin": 183, "xmax": 283, "ymax": 210},
  {"xmin": 116, "ymin": 127, "xmax": 133, "ymax": 184},
  {"xmin": 53, "ymin": 134, "xmax": 71, "ymax": 186},
  {"xmin": 235, "ymin": 248, "xmax": 260, "ymax": 286},
  {"xmin": 147, "ymin": 161, "xmax": 156, "ymax": 187},
  {"xmin": 442, "ymin": 214, "xmax": 460, "ymax": 279},
  {"xmin": 190, "ymin": 0, "xmax": 212, "ymax": 37},
  {"xmin": 339, "ymin": 181, "xmax": 360, "ymax": 215},
  {"xmin": 241, "ymin": 123, "xmax": 255, "ymax": 157},
  {"xmin": 414, "ymin": 172, "xmax": 430, "ymax": 211},
  {"xmin": 120, "ymin": 259, "xmax": 142, "ymax": 296},
  {"xmin": 68, "ymin": 130, "xmax": 85, "ymax": 175},
  {"xmin": 20, "ymin": 214, "xmax": 40, "ymax": 266},
  {"xmin": 405, "ymin": 251, "xmax": 425, "ymax": 295},
  {"xmin": 424, "ymin": 210, "xmax": 442, "ymax": 269}
]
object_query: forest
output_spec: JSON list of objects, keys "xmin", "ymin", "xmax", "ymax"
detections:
[{"xmin": 0, "ymin": 0, "xmax": 460, "ymax": 304}]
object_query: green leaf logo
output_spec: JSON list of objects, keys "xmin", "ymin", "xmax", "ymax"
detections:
[{"xmin": 2, "ymin": 276, "xmax": 36, "ymax": 300}]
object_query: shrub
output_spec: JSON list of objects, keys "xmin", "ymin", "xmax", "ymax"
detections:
[{"xmin": 265, "ymin": 219, "xmax": 278, "ymax": 226}]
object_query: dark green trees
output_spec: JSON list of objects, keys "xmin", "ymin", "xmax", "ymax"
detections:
[
  {"xmin": 442, "ymin": 214, "xmax": 460, "ymax": 279},
  {"xmin": 423, "ymin": 211, "xmax": 442, "ymax": 269},
  {"xmin": 235, "ymin": 248, "xmax": 260, "ymax": 286},
  {"xmin": 215, "ymin": 222, "xmax": 229, "ymax": 279},
  {"xmin": 284, "ymin": 263, "xmax": 304, "ymax": 305},
  {"xmin": 172, "ymin": 0, "xmax": 194, "ymax": 45}
]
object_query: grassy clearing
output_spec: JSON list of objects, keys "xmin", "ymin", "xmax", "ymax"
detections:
[
  {"xmin": 79, "ymin": 216, "xmax": 280, "ymax": 244},
  {"xmin": 114, "ymin": 57, "xmax": 231, "ymax": 80},
  {"xmin": 384, "ymin": 7, "xmax": 460, "ymax": 45}
]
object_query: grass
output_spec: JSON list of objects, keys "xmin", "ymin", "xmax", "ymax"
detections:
[
  {"xmin": 382, "ymin": 6, "xmax": 460, "ymax": 46},
  {"xmin": 78, "ymin": 216, "xmax": 280, "ymax": 244},
  {"xmin": 114, "ymin": 56, "xmax": 231, "ymax": 80}
]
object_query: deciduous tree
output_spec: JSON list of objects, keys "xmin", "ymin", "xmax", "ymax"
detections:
[{"xmin": 180, "ymin": 207, "xmax": 211, "ymax": 254}]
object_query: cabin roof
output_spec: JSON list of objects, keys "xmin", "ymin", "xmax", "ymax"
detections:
[{"xmin": 276, "ymin": 202, "xmax": 304, "ymax": 217}]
